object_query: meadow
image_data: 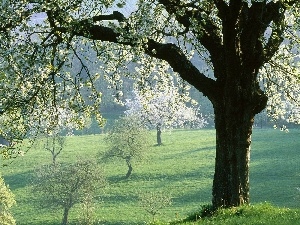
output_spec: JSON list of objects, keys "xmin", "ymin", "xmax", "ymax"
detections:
[{"xmin": 1, "ymin": 128, "xmax": 300, "ymax": 224}]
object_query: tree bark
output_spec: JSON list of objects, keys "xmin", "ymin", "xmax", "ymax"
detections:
[
  {"xmin": 156, "ymin": 123, "xmax": 162, "ymax": 146},
  {"xmin": 211, "ymin": 64, "xmax": 267, "ymax": 208},
  {"xmin": 62, "ymin": 206, "xmax": 70, "ymax": 225},
  {"xmin": 212, "ymin": 104, "xmax": 254, "ymax": 208},
  {"xmin": 125, "ymin": 158, "xmax": 133, "ymax": 179}
]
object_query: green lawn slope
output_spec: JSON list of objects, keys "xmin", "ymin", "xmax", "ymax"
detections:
[
  {"xmin": 1, "ymin": 128, "xmax": 300, "ymax": 224},
  {"xmin": 173, "ymin": 203, "xmax": 300, "ymax": 225}
]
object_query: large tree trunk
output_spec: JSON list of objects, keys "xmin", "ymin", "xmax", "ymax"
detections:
[
  {"xmin": 211, "ymin": 67, "xmax": 267, "ymax": 208},
  {"xmin": 212, "ymin": 103, "xmax": 254, "ymax": 208},
  {"xmin": 208, "ymin": 5, "xmax": 271, "ymax": 206}
]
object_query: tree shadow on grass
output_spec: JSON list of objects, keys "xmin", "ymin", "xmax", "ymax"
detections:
[
  {"xmin": 107, "ymin": 174, "xmax": 122, "ymax": 183},
  {"xmin": 3, "ymin": 170, "xmax": 33, "ymax": 190},
  {"xmin": 158, "ymin": 146, "xmax": 215, "ymax": 161},
  {"xmin": 174, "ymin": 185, "xmax": 212, "ymax": 206},
  {"xmin": 98, "ymin": 221, "xmax": 144, "ymax": 225},
  {"xmin": 18, "ymin": 220, "xmax": 143, "ymax": 225},
  {"xmin": 127, "ymin": 167, "xmax": 214, "ymax": 184},
  {"xmin": 18, "ymin": 221, "xmax": 61, "ymax": 225},
  {"xmin": 100, "ymin": 193, "xmax": 138, "ymax": 205},
  {"xmin": 249, "ymin": 130, "xmax": 300, "ymax": 208}
]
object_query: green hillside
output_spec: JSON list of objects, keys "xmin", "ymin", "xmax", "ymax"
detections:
[{"xmin": 1, "ymin": 128, "xmax": 300, "ymax": 224}]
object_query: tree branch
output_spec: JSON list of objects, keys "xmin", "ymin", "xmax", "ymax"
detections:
[
  {"xmin": 54, "ymin": 11, "xmax": 127, "ymax": 43},
  {"xmin": 157, "ymin": 1, "xmax": 222, "ymax": 47},
  {"xmin": 65, "ymin": 19, "xmax": 217, "ymax": 103},
  {"xmin": 50, "ymin": 9, "xmax": 219, "ymax": 102},
  {"xmin": 92, "ymin": 11, "xmax": 126, "ymax": 22},
  {"xmin": 261, "ymin": 2, "xmax": 286, "ymax": 63},
  {"xmin": 157, "ymin": 0, "xmax": 224, "ymax": 78},
  {"xmin": 214, "ymin": 0, "xmax": 228, "ymax": 20},
  {"xmin": 145, "ymin": 40, "xmax": 218, "ymax": 103}
]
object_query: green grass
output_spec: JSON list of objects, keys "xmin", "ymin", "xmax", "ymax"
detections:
[
  {"xmin": 1, "ymin": 128, "xmax": 300, "ymax": 224},
  {"xmin": 176, "ymin": 202, "xmax": 300, "ymax": 225}
]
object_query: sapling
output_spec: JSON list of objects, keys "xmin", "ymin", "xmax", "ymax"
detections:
[{"xmin": 138, "ymin": 190, "xmax": 172, "ymax": 222}]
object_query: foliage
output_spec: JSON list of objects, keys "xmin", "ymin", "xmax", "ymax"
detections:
[
  {"xmin": 124, "ymin": 85, "xmax": 207, "ymax": 145},
  {"xmin": 76, "ymin": 193, "xmax": 97, "ymax": 225},
  {"xmin": 0, "ymin": 174, "xmax": 16, "ymax": 225},
  {"xmin": 102, "ymin": 115, "xmax": 151, "ymax": 178},
  {"xmin": 2, "ymin": 0, "xmax": 298, "ymax": 141},
  {"xmin": 125, "ymin": 88, "xmax": 207, "ymax": 130},
  {"xmin": 138, "ymin": 190, "xmax": 172, "ymax": 222},
  {"xmin": 32, "ymin": 159, "xmax": 106, "ymax": 225},
  {"xmin": 33, "ymin": 107, "xmax": 93, "ymax": 165},
  {"xmin": 1, "ymin": 0, "xmax": 300, "ymax": 208}
]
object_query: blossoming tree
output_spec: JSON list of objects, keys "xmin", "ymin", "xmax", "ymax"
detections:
[
  {"xmin": 125, "ymin": 86, "xmax": 207, "ymax": 145},
  {"xmin": 1, "ymin": 0, "xmax": 300, "ymax": 209}
]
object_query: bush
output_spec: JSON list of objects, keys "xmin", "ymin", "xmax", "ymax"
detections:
[
  {"xmin": 76, "ymin": 193, "xmax": 97, "ymax": 225},
  {"xmin": 0, "ymin": 174, "xmax": 16, "ymax": 225}
]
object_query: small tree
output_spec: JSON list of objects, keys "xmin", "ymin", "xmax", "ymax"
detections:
[
  {"xmin": 42, "ymin": 134, "xmax": 65, "ymax": 166},
  {"xmin": 32, "ymin": 107, "xmax": 90, "ymax": 165},
  {"xmin": 32, "ymin": 132, "xmax": 66, "ymax": 166},
  {"xmin": 102, "ymin": 116, "xmax": 150, "ymax": 178},
  {"xmin": 0, "ymin": 174, "xmax": 16, "ymax": 225},
  {"xmin": 76, "ymin": 193, "xmax": 97, "ymax": 225},
  {"xmin": 33, "ymin": 159, "xmax": 105, "ymax": 225},
  {"xmin": 125, "ymin": 88, "xmax": 207, "ymax": 145},
  {"xmin": 138, "ymin": 190, "xmax": 172, "ymax": 222}
]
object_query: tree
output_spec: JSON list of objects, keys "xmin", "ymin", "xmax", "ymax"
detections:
[
  {"xmin": 32, "ymin": 160, "xmax": 106, "ymax": 225},
  {"xmin": 124, "ymin": 87, "xmax": 207, "ymax": 145},
  {"xmin": 102, "ymin": 115, "xmax": 150, "ymax": 178},
  {"xmin": 32, "ymin": 107, "xmax": 86, "ymax": 165},
  {"xmin": 42, "ymin": 134, "xmax": 65, "ymax": 166},
  {"xmin": 138, "ymin": 190, "xmax": 172, "ymax": 222},
  {"xmin": 1, "ymin": 1, "xmax": 300, "ymax": 209},
  {"xmin": 0, "ymin": 174, "xmax": 16, "ymax": 225}
]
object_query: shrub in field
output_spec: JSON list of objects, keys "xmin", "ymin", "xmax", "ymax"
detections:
[
  {"xmin": 138, "ymin": 190, "xmax": 172, "ymax": 222},
  {"xmin": 101, "ymin": 116, "xmax": 150, "ymax": 178},
  {"xmin": 32, "ymin": 159, "xmax": 106, "ymax": 225},
  {"xmin": 0, "ymin": 174, "xmax": 16, "ymax": 225},
  {"xmin": 76, "ymin": 193, "xmax": 98, "ymax": 225}
]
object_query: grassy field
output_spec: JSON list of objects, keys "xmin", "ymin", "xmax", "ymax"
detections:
[
  {"xmin": 179, "ymin": 202, "xmax": 300, "ymax": 225},
  {"xmin": 1, "ymin": 128, "xmax": 300, "ymax": 224}
]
